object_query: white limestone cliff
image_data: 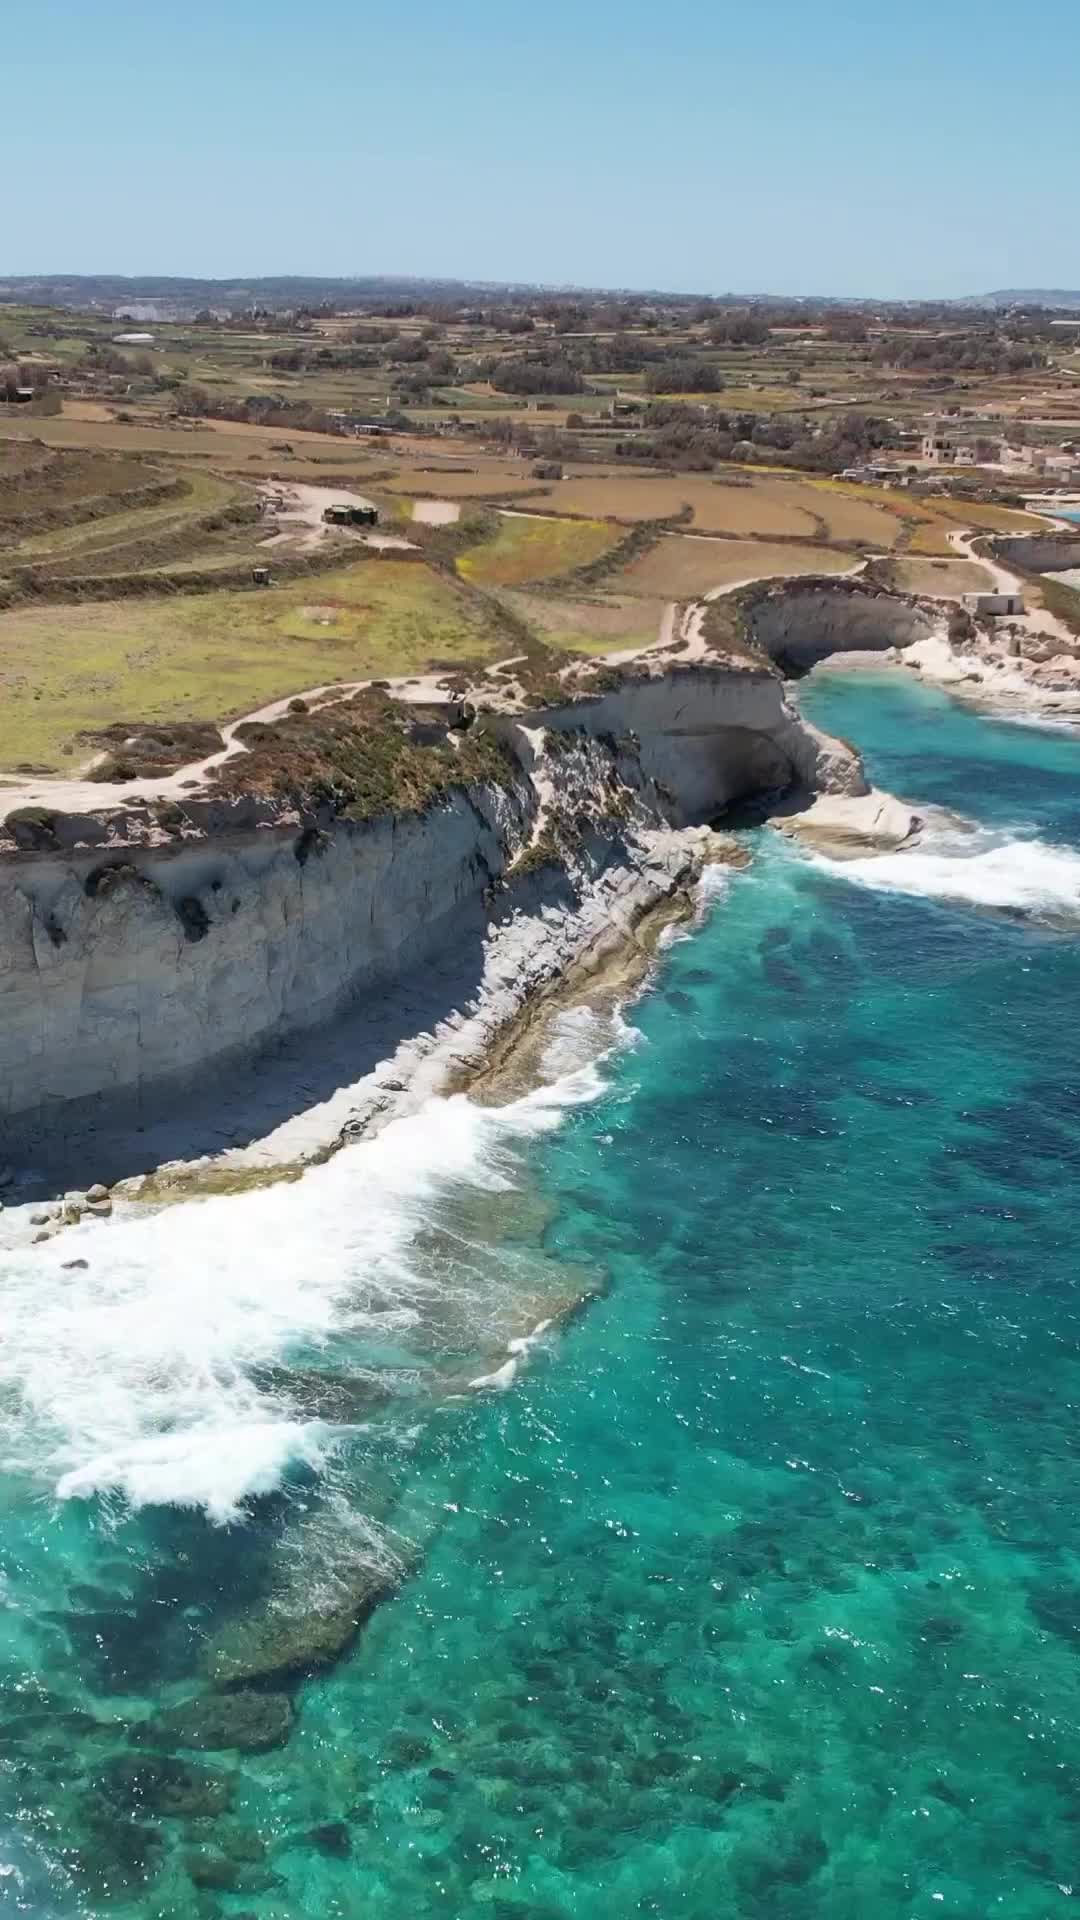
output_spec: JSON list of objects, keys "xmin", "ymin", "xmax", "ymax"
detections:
[{"xmin": 0, "ymin": 665, "xmax": 864, "ymax": 1151}]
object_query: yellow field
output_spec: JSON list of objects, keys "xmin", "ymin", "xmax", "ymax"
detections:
[
  {"xmin": 458, "ymin": 514, "xmax": 618, "ymax": 587},
  {"xmin": 619, "ymin": 536, "xmax": 858, "ymax": 598},
  {"xmin": 0, "ymin": 407, "xmax": 363, "ymax": 463},
  {"xmin": 779, "ymin": 482, "xmax": 905, "ymax": 547},
  {"xmin": 381, "ymin": 467, "xmax": 544, "ymax": 501},
  {"xmin": 0, "ymin": 561, "xmax": 493, "ymax": 771}
]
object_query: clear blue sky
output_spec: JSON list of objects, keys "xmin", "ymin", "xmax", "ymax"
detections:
[{"xmin": 4, "ymin": 0, "xmax": 1078, "ymax": 297}]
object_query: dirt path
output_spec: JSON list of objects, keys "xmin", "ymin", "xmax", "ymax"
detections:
[
  {"xmin": 1, "ymin": 519, "xmax": 1056, "ymax": 821},
  {"xmin": 607, "ymin": 556, "xmax": 869, "ymax": 668},
  {"xmin": 948, "ymin": 528, "xmax": 1076, "ymax": 650},
  {"xmin": 0, "ymin": 670, "xmax": 472, "ymax": 816}
]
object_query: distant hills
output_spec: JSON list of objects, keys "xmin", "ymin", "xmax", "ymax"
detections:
[
  {"xmin": 969, "ymin": 290, "xmax": 1080, "ymax": 310},
  {"xmin": 3, "ymin": 273, "xmax": 1080, "ymax": 316}
]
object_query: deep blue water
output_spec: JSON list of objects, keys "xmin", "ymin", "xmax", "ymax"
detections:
[{"xmin": 3, "ymin": 673, "xmax": 1080, "ymax": 1918}]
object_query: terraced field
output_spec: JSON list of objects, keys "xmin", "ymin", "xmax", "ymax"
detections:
[
  {"xmin": 501, "ymin": 588, "xmax": 667, "ymax": 655},
  {"xmin": 457, "ymin": 513, "xmax": 619, "ymax": 586},
  {"xmin": 3, "ymin": 466, "xmax": 256, "ymax": 579},
  {"xmin": 619, "ymin": 535, "xmax": 859, "ymax": 597},
  {"xmin": 883, "ymin": 556, "xmax": 994, "ymax": 596},
  {"xmin": 490, "ymin": 473, "xmax": 821, "ymax": 537},
  {"xmin": 484, "ymin": 471, "xmax": 910, "ymax": 547}
]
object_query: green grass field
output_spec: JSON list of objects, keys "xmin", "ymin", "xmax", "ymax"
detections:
[
  {"xmin": 457, "ymin": 513, "xmax": 618, "ymax": 587},
  {"xmin": 0, "ymin": 559, "xmax": 495, "ymax": 770}
]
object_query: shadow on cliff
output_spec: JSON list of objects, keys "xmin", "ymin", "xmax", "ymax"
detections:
[{"xmin": 10, "ymin": 872, "xmax": 582, "ymax": 1199}]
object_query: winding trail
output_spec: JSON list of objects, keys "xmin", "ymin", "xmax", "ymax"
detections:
[{"xmin": 0, "ymin": 670, "xmax": 471, "ymax": 816}]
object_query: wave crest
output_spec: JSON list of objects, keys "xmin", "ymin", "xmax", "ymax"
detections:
[{"xmin": 817, "ymin": 829, "xmax": 1080, "ymax": 920}]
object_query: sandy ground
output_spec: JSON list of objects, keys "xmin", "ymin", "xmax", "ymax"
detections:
[
  {"xmin": 411, "ymin": 499, "xmax": 460, "ymax": 525},
  {"xmin": 258, "ymin": 481, "xmax": 390, "ymax": 551}
]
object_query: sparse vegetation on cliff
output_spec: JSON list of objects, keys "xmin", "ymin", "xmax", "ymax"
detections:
[
  {"xmin": 216, "ymin": 686, "xmax": 518, "ymax": 819},
  {"xmin": 699, "ymin": 592, "xmax": 769, "ymax": 666}
]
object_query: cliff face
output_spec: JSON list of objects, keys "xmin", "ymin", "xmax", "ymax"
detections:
[
  {"xmin": 0, "ymin": 787, "xmax": 526, "ymax": 1133},
  {"xmin": 533, "ymin": 665, "xmax": 862, "ymax": 821},
  {"xmin": 743, "ymin": 579, "xmax": 937, "ymax": 671},
  {"xmin": 992, "ymin": 533, "xmax": 1080, "ymax": 574},
  {"xmin": 0, "ymin": 666, "xmax": 861, "ymax": 1143}
]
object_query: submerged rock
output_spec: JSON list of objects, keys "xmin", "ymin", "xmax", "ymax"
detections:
[
  {"xmin": 306, "ymin": 1820, "xmax": 352, "ymax": 1858},
  {"xmin": 184, "ymin": 1817, "xmax": 268, "ymax": 1863},
  {"xmin": 98, "ymin": 1750, "xmax": 234, "ymax": 1818},
  {"xmin": 70, "ymin": 1791, "xmax": 164, "ymax": 1893},
  {"xmin": 148, "ymin": 1689, "xmax": 295, "ymax": 1753},
  {"xmin": 248, "ymin": 1362, "xmax": 401, "ymax": 1423},
  {"xmin": 204, "ymin": 1562, "xmax": 400, "ymax": 1688},
  {"xmin": 184, "ymin": 1849, "xmax": 280, "ymax": 1894},
  {"xmin": 383, "ymin": 1729, "xmax": 433, "ymax": 1768}
]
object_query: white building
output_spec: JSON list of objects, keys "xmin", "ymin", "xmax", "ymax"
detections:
[
  {"xmin": 921, "ymin": 420, "xmax": 958, "ymax": 464},
  {"xmin": 963, "ymin": 591, "xmax": 1025, "ymax": 617}
]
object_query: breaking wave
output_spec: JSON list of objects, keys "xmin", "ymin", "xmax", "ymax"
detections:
[
  {"xmin": 0, "ymin": 1019, "xmax": 631, "ymax": 1525},
  {"xmin": 817, "ymin": 827, "xmax": 1080, "ymax": 921}
]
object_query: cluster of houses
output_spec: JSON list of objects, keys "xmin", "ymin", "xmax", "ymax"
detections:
[{"xmin": 839, "ymin": 414, "xmax": 1080, "ymax": 488}]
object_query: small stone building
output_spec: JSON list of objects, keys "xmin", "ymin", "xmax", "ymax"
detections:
[{"xmin": 962, "ymin": 590, "xmax": 1025, "ymax": 617}]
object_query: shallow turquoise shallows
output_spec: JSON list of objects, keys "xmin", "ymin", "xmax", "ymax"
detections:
[{"xmin": 4, "ymin": 672, "xmax": 1080, "ymax": 1919}]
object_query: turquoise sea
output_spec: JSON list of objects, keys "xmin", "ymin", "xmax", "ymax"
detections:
[{"xmin": 4, "ymin": 672, "xmax": 1080, "ymax": 1918}]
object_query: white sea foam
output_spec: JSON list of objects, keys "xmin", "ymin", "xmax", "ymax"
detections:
[
  {"xmin": 697, "ymin": 863, "xmax": 734, "ymax": 908},
  {"xmin": 470, "ymin": 1315, "xmax": 553, "ymax": 1393},
  {"xmin": 0, "ymin": 1051, "xmax": 615, "ymax": 1522},
  {"xmin": 819, "ymin": 829, "xmax": 1080, "ymax": 919},
  {"xmin": 56, "ymin": 1420, "xmax": 333, "ymax": 1526}
]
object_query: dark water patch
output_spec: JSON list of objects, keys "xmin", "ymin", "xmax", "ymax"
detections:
[{"xmin": 761, "ymin": 953, "xmax": 806, "ymax": 994}]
